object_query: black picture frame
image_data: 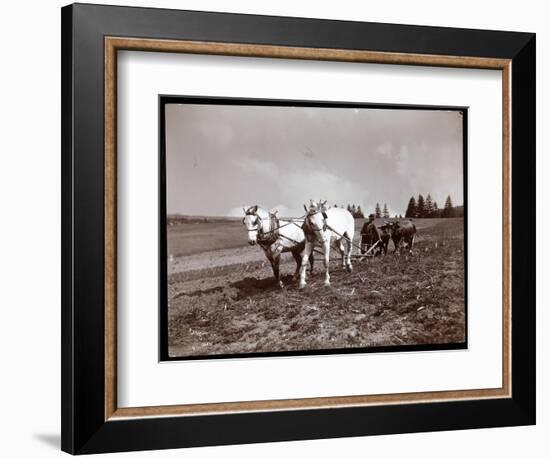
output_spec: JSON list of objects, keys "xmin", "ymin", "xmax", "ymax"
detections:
[{"xmin": 61, "ymin": 3, "xmax": 535, "ymax": 454}]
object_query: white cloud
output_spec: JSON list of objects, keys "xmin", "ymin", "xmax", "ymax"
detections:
[
  {"xmin": 281, "ymin": 169, "xmax": 370, "ymax": 215},
  {"xmin": 375, "ymin": 142, "xmax": 393, "ymax": 157},
  {"xmin": 226, "ymin": 206, "xmax": 247, "ymax": 217},
  {"xmin": 168, "ymin": 104, "xmax": 463, "ymax": 217},
  {"xmin": 231, "ymin": 158, "xmax": 372, "ymax": 217},
  {"xmin": 237, "ymin": 157, "xmax": 279, "ymax": 179}
]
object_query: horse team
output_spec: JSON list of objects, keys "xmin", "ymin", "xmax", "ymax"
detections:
[
  {"xmin": 243, "ymin": 201, "xmax": 416, "ymax": 289},
  {"xmin": 359, "ymin": 215, "xmax": 417, "ymax": 257}
]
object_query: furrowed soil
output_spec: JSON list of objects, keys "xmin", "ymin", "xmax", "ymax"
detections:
[{"xmin": 167, "ymin": 218, "xmax": 465, "ymax": 358}]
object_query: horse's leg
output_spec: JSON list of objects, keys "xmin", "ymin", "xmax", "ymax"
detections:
[
  {"xmin": 337, "ymin": 239, "xmax": 346, "ymax": 269},
  {"xmin": 264, "ymin": 247, "xmax": 277, "ymax": 280},
  {"xmin": 409, "ymin": 234, "xmax": 416, "ymax": 254},
  {"xmin": 299, "ymin": 241, "xmax": 312, "ymax": 289},
  {"xmin": 396, "ymin": 239, "xmax": 403, "ymax": 256},
  {"xmin": 272, "ymin": 243, "xmax": 285, "ymax": 288},
  {"xmin": 272, "ymin": 255, "xmax": 283, "ymax": 288},
  {"xmin": 291, "ymin": 249, "xmax": 302, "ymax": 281},
  {"xmin": 344, "ymin": 233, "xmax": 353, "ymax": 273},
  {"xmin": 323, "ymin": 240, "xmax": 331, "ymax": 286},
  {"xmin": 264, "ymin": 245, "xmax": 280, "ymax": 284},
  {"xmin": 309, "ymin": 251, "xmax": 314, "ymax": 275}
]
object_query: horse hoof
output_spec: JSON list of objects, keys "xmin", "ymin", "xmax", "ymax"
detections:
[
  {"xmin": 278, "ymin": 281, "xmax": 284, "ymax": 289},
  {"xmin": 346, "ymin": 265, "xmax": 353, "ymax": 273},
  {"xmin": 324, "ymin": 281, "xmax": 331, "ymax": 287},
  {"xmin": 299, "ymin": 283, "xmax": 306, "ymax": 290}
]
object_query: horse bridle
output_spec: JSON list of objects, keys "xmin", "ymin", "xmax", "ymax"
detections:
[
  {"xmin": 243, "ymin": 212, "xmax": 262, "ymax": 232},
  {"xmin": 244, "ymin": 209, "xmax": 278, "ymax": 237},
  {"xmin": 306, "ymin": 209, "xmax": 328, "ymax": 233}
]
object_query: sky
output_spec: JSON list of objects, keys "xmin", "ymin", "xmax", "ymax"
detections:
[{"xmin": 165, "ymin": 103, "xmax": 464, "ymax": 217}]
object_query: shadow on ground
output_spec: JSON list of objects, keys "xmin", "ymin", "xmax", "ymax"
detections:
[{"xmin": 34, "ymin": 433, "xmax": 60, "ymax": 449}]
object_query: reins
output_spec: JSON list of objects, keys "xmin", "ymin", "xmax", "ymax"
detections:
[
  {"xmin": 245, "ymin": 208, "xmax": 303, "ymax": 246},
  {"xmin": 246, "ymin": 207, "xmax": 307, "ymax": 237}
]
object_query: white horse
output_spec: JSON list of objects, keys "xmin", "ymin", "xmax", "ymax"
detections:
[
  {"xmin": 299, "ymin": 201, "xmax": 354, "ymax": 288},
  {"xmin": 242, "ymin": 205, "xmax": 314, "ymax": 288}
]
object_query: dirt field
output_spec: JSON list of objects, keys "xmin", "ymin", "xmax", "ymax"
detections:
[{"xmin": 167, "ymin": 217, "xmax": 466, "ymax": 358}]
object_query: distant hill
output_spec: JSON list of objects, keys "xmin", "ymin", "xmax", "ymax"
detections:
[{"xmin": 167, "ymin": 214, "xmax": 241, "ymax": 226}]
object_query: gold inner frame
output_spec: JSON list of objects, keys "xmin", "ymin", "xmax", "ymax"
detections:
[{"xmin": 104, "ymin": 37, "xmax": 512, "ymax": 421}]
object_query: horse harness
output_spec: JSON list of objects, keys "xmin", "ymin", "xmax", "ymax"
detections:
[
  {"xmin": 245, "ymin": 207, "xmax": 381, "ymax": 258},
  {"xmin": 257, "ymin": 212, "xmax": 280, "ymax": 246},
  {"xmin": 304, "ymin": 209, "xmax": 375, "ymax": 255}
]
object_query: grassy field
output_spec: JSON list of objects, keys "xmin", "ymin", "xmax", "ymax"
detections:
[
  {"xmin": 167, "ymin": 217, "xmax": 444, "ymax": 258},
  {"xmin": 167, "ymin": 218, "xmax": 466, "ymax": 358},
  {"xmin": 168, "ymin": 220, "xmax": 248, "ymax": 257}
]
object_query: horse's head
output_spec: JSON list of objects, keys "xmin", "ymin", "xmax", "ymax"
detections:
[
  {"xmin": 242, "ymin": 205, "xmax": 261, "ymax": 245},
  {"xmin": 387, "ymin": 221, "xmax": 400, "ymax": 237},
  {"xmin": 378, "ymin": 221, "xmax": 391, "ymax": 234},
  {"xmin": 304, "ymin": 200, "xmax": 328, "ymax": 239}
]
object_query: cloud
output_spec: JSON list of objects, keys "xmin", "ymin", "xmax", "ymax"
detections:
[
  {"xmin": 167, "ymin": 104, "xmax": 463, "ymax": 217},
  {"xmin": 237, "ymin": 157, "xmax": 279, "ymax": 179},
  {"xmin": 283, "ymin": 169, "xmax": 368, "ymax": 209},
  {"xmin": 375, "ymin": 142, "xmax": 393, "ymax": 158},
  {"xmin": 267, "ymin": 204, "xmax": 301, "ymax": 217},
  {"xmin": 231, "ymin": 157, "xmax": 372, "ymax": 217},
  {"xmin": 226, "ymin": 206, "xmax": 247, "ymax": 217}
]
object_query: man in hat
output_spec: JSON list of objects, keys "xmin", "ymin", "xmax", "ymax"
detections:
[{"xmin": 360, "ymin": 214, "xmax": 382, "ymax": 255}]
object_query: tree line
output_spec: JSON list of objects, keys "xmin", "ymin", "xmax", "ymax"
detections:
[
  {"xmin": 332, "ymin": 204, "xmax": 369, "ymax": 219},
  {"xmin": 345, "ymin": 204, "xmax": 365, "ymax": 219},
  {"xmin": 338, "ymin": 195, "xmax": 463, "ymax": 219},
  {"xmin": 405, "ymin": 194, "xmax": 463, "ymax": 218},
  {"xmin": 343, "ymin": 203, "xmax": 391, "ymax": 219}
]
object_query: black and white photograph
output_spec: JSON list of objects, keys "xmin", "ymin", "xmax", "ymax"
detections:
[{"xmin": 161, "ymin": 97, "xmax": 467, "ymax": 360}]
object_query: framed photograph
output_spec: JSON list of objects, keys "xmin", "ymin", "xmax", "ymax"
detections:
[
  {"xmin": 160, "ymin": 96, "xmax": 468, "ymax": 361},
  {"xmin": 61, "ymin": 3, "xmax": 535, "ymax": 454}
]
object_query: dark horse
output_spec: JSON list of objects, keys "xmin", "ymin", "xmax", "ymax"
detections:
[{"xmin": 360, "ymin": 215, "xmax": 390, "ymax": 256}]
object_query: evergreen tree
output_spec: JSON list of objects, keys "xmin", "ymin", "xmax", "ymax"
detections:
[
  {"xmin": 375, "ymin": 203, "xmax": 382, "ymax": 219},
  {"xmin": 383, "ymin": 203, "xmax": 389, "ymax": 219},
  {"xmin": 416, "ymin": 194, "xmax": 425, "ymax": 218},
  {"xmin": 443, "ymin": 195, "xmax": 454, "ymax": 217},
  {"xmin": 405, "ymin": 197, "xmax": 416, "ymax": 218},
  {"xmin": 433, "ymin": 201, "xmax": 439, "ymax": 217},
  {"xmin": 351, "ymin": 204, "xmax": 357, "ymax": 217},
  {"xmin": 347, "ymin": 204, "xmax": 352, "ymax": 213},
  {"xmin": 356, "ymin": 205, "xmax": 364, "ymax": 219},
  {"xmin": 425, "ymin": 194, "xmax": 434, "ymax": 218}
]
